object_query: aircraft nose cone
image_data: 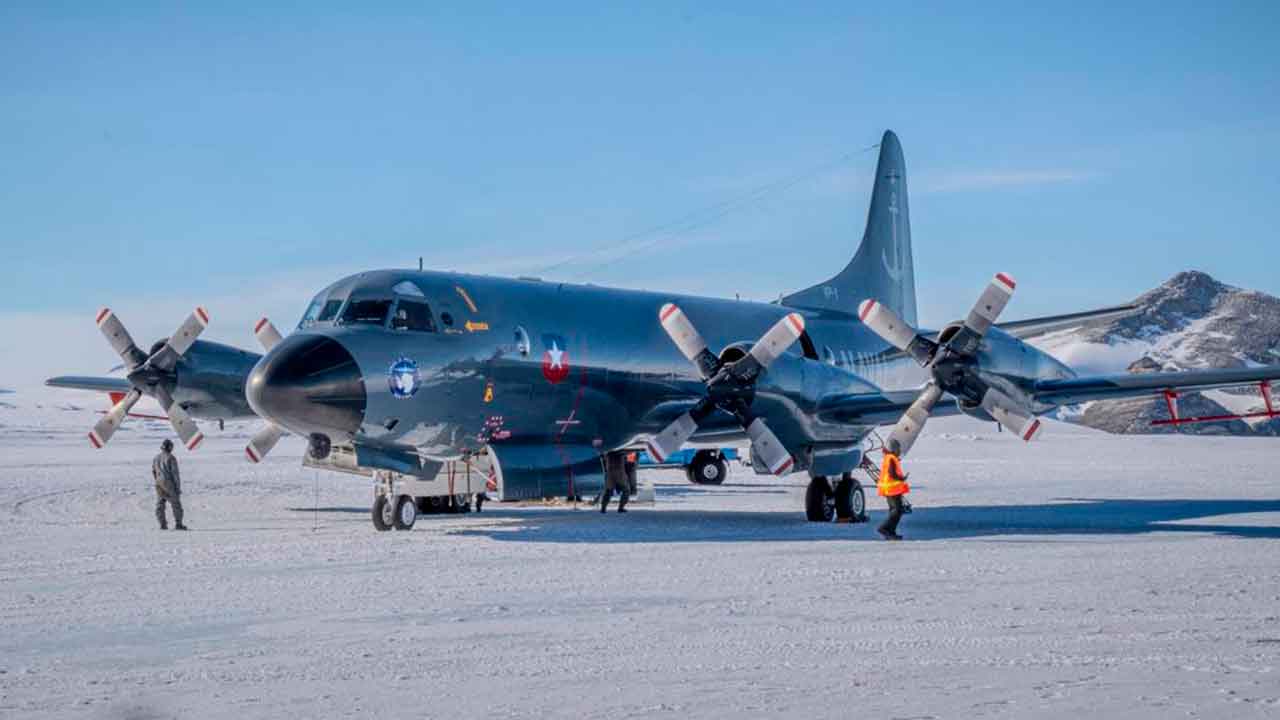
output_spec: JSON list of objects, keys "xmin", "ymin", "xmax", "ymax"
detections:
[{"xmin": 247, "ymin": 334, "xmax": 366, "ymax": 437}]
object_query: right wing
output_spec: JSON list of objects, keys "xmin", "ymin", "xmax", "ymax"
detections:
[
  {"xmin": 1034, "ymin": 366, "xmax": 1280, "ymax": 406},
  {"xmin": 817, "ymin": 389, "xmax": 963, "ymax": 426}
]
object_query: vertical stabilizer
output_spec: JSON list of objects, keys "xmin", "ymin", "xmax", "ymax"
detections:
[{"xmin": 781, "ymin": 130, "xmax": 916, "ymax": 325}]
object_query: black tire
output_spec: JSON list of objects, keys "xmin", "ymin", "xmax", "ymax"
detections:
[
  {"xmin": 393, "ymin": 495, "xmax": 417, "ymax": 530},
  {"xmin": 805, "ymin": 477, "xmax": 835, "ymax": 522},
  {"xmin": 834, "ymin": 473, "xmax": 867, "ymax": 522},
  {"xmin": 688, "ymin": 450, "xmax": 728, "ymax": 486},
  {"xmin": 372, "ymin": 495, "xmax": 393, "ymax": 531}
]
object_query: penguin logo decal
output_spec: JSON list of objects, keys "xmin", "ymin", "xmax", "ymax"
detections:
[{"xmin": 388, "ymin": 357, "xmax": 421, "ymax": 399}]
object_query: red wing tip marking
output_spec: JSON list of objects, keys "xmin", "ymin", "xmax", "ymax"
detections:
[
  {"xmin": 95, "ymin": 308, "xmax": 111, "ymax": 325},
  {"xmin": 88, "ymin": 432, "xmax": 103, "ymax": 449},
  {"xmin": 995, "ymin": 273, "xmax": 1017, "ymax": 291},
  {"xmin": 659, "ymin": 304, "xmax": 679, "ymax": 322},
  {"xmin": 245, "ymin": 446, "xmax": 260, "ymax": 463},
  {"xmin": 254, "ymin": 317, "xmax": 269, "ymax": 333},
  {"xmin": 858, "ymin": 300, "xmax": 877, "ymax": 321},
  {"xmin": 772, "ymin": 457, "xmax": 794, "ymax": 475},
  {"xmin": 786, "ymin": 313, "xmax": 805, "ymax": 335},
  {"xmin": 195, "ymin": 307, "xmax": 210, "ymax": 325},
  {"xmin": 1022, "ymin": 419, "xmax": 1041, "ymax": 441},
  {"xmin": 644, "ymin": 442, "xmax": 664, "ymax": 463},
  {"xmin": 186, "ymin": 433, "xmax": 204, "ymax": 451}
]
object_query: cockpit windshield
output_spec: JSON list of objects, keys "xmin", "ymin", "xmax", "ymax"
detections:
[
  {"xmin": 391, "ymin": 299, "xmax": 436, "ymax": 332},
  {"xmin": 340, "ymin": 299, "xmax": 393, "ymax": 326}
]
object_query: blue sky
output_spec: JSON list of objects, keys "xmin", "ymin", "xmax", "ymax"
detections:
[{"xmin": 2, "ymin": 2, "xmax": 1278, "ymax": 385}]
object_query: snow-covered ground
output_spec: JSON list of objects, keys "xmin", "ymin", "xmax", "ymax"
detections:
[{"xmin": 2, "ymin": 388, "xmax": 1279, "ymax": 718}]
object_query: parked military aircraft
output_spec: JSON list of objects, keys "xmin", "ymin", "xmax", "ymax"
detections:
[{"xmin": 49, "ymin": 130, "xmax": 1280, "ymax": 526}]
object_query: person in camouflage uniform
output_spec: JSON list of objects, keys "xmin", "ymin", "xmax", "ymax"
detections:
[{"xmin": 153, "ymin": 439, "xmax": 187, "ymax": 530}]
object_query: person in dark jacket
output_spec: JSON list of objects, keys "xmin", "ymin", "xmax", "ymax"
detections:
[
  {"xmin": 152, "ymin": 439, "xmax": 187, "ymax": 530},
  {"xmin": 600, "ymin": 452, "xmax": 631, "ymax": 513}
]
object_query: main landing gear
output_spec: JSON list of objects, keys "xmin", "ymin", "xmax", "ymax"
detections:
[
  {"xmin": 686, "ymin": 450, "xmax": 728, "ymax": 486},
  {"xmin": 804, "ymin": 473, "xmax": 867, "ymax": 523}
]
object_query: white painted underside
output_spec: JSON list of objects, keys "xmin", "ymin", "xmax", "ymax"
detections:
[{"xmin": 3, "ymin": 387, "xmax": 1280, "ymax": 718}]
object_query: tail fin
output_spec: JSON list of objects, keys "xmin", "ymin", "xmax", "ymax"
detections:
[{"xmin": 781, "ymin": 130, "xmax": 917, "ymax": 325}]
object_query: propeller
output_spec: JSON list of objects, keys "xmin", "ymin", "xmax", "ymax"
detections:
[
  {"xmin": 244, "ymin": 317, "xmax": 287, "ymax": 463},
  {"xmin": 859, "ymin": 272, "xmax": 1038, "ymax": 456},
  {"xmin": 88, "ymin": 307, "xmax": 210, "ymax": 450},
  {"xmin": 647, "ymin": 304, "xmax": 804, "ymax": 475}
]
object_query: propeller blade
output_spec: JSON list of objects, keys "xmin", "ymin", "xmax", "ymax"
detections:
[
  {"xmin": 145, "ymin": 307, "xmax": 210, "ymax": 373},
  {"xmin": 981, "ymin": 387, "xmax": 1043, "ymax": 442},
  {"xmin": 245, "ymin": 423, "xmax": 285, "ymax": 463},
  {"xmin": 154, "ymin": 387, "xmax": 204, "ymax": 451},
  {"xmin": 745, "ymin": 417, "xmax": 794, "ymax": 475},
  {"xmin": 254, "ymin": 317, "xmax": 283, "ymax": 352},
  {"xmin": 945, "ymin": 273, "xmax": 1016, "ymax": 355},
  {"xmin": 88, "ymin": 388, "xmax": 142, "ymax": 448},
  {"xmin": 857, "ymin": 300, "xmax": 936, "ymax": 366},
  {"xmin": 645, "ymin": 411, "xmax": 699, "ymax": 464},
  {"xmin": 746, "ymin": 312, "xmax": 806, "ymax": 370},
  {"xmin": 659, "ymin": 303, "xmax": 720, "ymax": 381},
  {"xmin": 886, "ymin": 383, "xmax": 944, "ymax": 457},
  {"xmin": 95, "ymin": 308, "xmax": 148, "ymax": 370}
]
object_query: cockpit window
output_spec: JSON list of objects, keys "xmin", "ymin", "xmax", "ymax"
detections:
[
  {"xmin": 341, "ymin": 299, "xmax": 392, "ymax": 326},
  {"xmin": 391, "ymin": 300, "xmax": 436, "ymax": 332},
  {"xmin": 316, "ymin": 299, "xmax": 344, "ymax": 322}
]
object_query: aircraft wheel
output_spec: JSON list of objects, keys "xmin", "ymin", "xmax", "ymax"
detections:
[
  {"xmin": 805, "ymin": 477, "xmax": 835, "ymax": 522},
  {"xmin": 834, "ymin": 473, "xmax": 866, "ymax": 522},
  {"xmin": 393, "ymin": 495, "xmax": 417, "ymax": 530},
  {"xmin": 372, "ymin": 495, "xmax": 393, "ymax": 532},
  {"xmin": 688, "ymin": 450, "xmax": 727, "ymax": 486}
]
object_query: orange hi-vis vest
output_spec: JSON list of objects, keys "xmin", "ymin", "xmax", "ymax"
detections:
[{"xmin": 878, "ymin": 452, "xmax": 910, "ymax": 497}]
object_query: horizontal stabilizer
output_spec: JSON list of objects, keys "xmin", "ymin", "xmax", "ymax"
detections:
[{"xmin": 997, "ymin": 304, "xmax": 1138, "ymax": 340}]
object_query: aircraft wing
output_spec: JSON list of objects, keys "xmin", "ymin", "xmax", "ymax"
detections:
[
  {"xmin": 817, "ymin": 389, "xmax": 964, "ymax": 426},
  {"xmin": 996, "ymin": 304, "xmax": 1138, "ymax": 340},
  {"xmin": 46, "ymin": 376, "xmax": 133, "ymax": 394},
  {"xmin": 1033, "ymin": 366, "xmax": 1280, "ymax": 406}
]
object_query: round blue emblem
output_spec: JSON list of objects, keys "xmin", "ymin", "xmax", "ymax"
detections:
[{"xmin": 388, "ymin": 357, "xmax": 421, "ymax": 399}]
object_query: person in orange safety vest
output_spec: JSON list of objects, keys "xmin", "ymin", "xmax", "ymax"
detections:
[{"xmin": 877, "ymin": 438, "xmax": 910, "ymax": 540}]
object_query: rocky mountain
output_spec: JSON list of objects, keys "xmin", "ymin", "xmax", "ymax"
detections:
[{"xmin": 1031, "ymin": 271, "xmax": 1280, "ymax": 436}]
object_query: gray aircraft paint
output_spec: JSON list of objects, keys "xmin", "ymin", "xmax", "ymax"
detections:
[{"xmin": 50, "ymin": 129, "xmax": 1280, "ymax": 503}]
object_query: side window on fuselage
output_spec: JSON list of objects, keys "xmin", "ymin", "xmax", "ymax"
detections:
[
  {"xmin": 341, "ymin": 299, "xmax": 393, "ymax": 326},
  {"xmin": 391, "ymin": 300, "xmax": 437, "ymax": 332}
]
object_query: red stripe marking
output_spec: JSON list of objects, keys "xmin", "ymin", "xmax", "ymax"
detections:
[
  {"xmin": 88, "ymin": 432, "xmax": 102, "ymax": 449},
  {"xmin": 645, "ymin": 441, "xmax": 664, "ymax": 463},
  {"xmin": 195, "ymin": 307, "xmax": 209, "ymax": 325},
  {"xmin": 996, "ymin": 272, "xmax": 1016, "ymax": 290},
  {"xmin": 774, "ymin": 457, "xmax": 793, "ymax": 475},
  {"xmin": 787, "ymin": 313, "xmax": 804, "ymax": 334},
  {"xmin": 859, "ymin": 300, "xmax": 876, "ymax": 322},
  {"xmin": 660, "ymin": 304, "xmax": 679, "ymax": 322},
  {"xmin": 254, "ymin": 317, "xmax": 269, "ymax": 334},
  {"xmin": 245, "ymin": 447, "xmax": 259, "ymax": 463},
  {"xmin": 1022, "ymin": 419, "xmax": 1041, "ymax": 441},
  {"xmin": 96, "ymin": 308, "xmax": 111, "ymax": 325},
  {"xmin": 187, "ymin": 433, "xmax": 204, "ymax": 451}
]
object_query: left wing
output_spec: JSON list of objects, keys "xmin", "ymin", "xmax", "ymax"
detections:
[
  {"xmin": 1034, "ymin": 366, "xmax": 1280, "ymax": 406},
  {"xmin": 818, "ymin": 389, "xmax": 964, "ymax": 426},
  {"xmin": 46, "ymin": 376, "xmax": 133, "ymax": 394}
]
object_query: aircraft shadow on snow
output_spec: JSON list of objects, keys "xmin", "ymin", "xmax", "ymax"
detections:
[{"xmin": 291, "ymin": 498, "xmax": 1280, "ymax": 543}]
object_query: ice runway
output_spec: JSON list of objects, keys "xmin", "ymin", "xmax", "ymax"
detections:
[{"xmin": 2, "ymin": 396, "xmax": 1278, "ymax": 719}]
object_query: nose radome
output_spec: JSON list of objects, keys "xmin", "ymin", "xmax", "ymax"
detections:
[{"xmin": 247, "ymin": 334, "xmax": 366, "ymax": 437}]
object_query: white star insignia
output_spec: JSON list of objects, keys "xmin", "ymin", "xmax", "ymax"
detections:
[{"xmin": 547, "ymin": 342, "xmax": 564, "ymax": 369}]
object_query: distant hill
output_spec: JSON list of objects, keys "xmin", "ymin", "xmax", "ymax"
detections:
[{"xmin": 1031, "ymin": 271, "xmax": 1280, "ymax": 436}]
